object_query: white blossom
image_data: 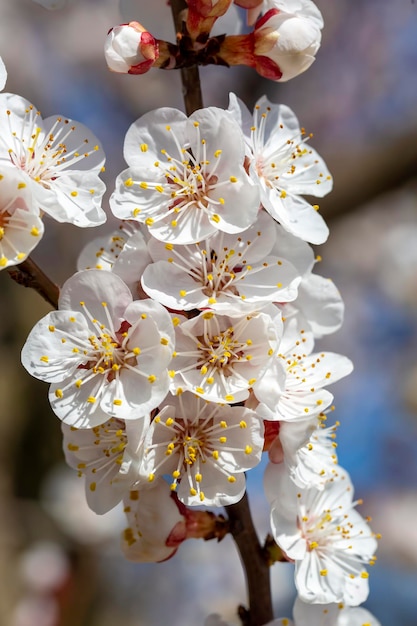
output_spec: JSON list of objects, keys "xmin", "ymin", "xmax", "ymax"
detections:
[
  {"xmin": 255, "ymin": 314, "xmax": 353, "ymax": 421},
  {"xmin": 110, "ymin": 106, "xmax": 260, "ymax": 244},
  {"xmin": 0, "ymin": 93, "xmax": 106, "ymax": 227},
  {"xmin": 142, "ymin": 209, "xmax": 301, "ymax": 314},
  {"xmin": 171, "ymin": 308, "xmax": 282, "ymax": 403},
  {"xmin": 0, "ymin": 160, "xmax": 44, "ymax": 269},
  {"xmin": 138, "ymin": 392, "xmax": 264, "ymax": 506},
  {"xmin": 21, "ymin": 270, "xmax": 174, "ymax": 428},
  {"xmin": 268, "ymin": 465, "xmax": 378, "ymax": 605},
  {"xmin": 229, "ymin": 93, "xmax": 332, "ymax": 244}
]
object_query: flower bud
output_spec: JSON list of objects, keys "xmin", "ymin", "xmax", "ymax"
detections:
[
  {"xmin": 253, "ymin": 5, "xmax": 322, "ymax": 81},
  {"xmin": 186, "ymin": 0, "xmax": 233, "ymax": 39},
  {"xmin": 104, "ymin": 21, "xmax": 159, "ymax": 75}
]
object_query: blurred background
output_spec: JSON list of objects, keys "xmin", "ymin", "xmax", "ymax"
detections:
[{"xmin": 0, "ymin": 0, "xmax": 417, "ymax": 624}]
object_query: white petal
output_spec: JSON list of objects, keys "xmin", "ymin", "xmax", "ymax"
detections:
[
  {"xmin": 0, "ymin": 57, "xmax": 6, "ymax": 91},
  {"xmin": 21, "ymin": 311, "xmax": 90, "ymax": 383},
  {"xmin": 58, "ymin": 270, "xmax": 133, "ymax": 328}
]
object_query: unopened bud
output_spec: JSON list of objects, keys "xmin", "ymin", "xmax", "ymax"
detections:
[
  {"xmin": 105, "ymin": 21, "xmax": 159, "ymax": 75},
  {"xmin": 253, "ymin": 5, "xmax": 322, "ymax": 81}
]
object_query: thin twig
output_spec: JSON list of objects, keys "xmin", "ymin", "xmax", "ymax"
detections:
[{"xmin": 8, "ymin": 257, "xmax": 59, "ymax": 309}]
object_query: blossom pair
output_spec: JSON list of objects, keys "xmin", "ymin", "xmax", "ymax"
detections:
[{"xmin": 110, "ymin": 94, "xmax": 331, "ymax": 247}]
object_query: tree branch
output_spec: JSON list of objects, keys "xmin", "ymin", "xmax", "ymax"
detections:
[
  {"xmin": 7, "ymin": 257, "xmax": 59, "ymax": 310},
  {"xmin": 169, "ymin": 4, "xmax": 274, "ymax": 623},
  {"xmin": 170, "ymin": 0, "xmax": 204, "ymax": 115},
  {"xmin": 226, "ymin": 492, "xmax": 274, "ymax": 626}
]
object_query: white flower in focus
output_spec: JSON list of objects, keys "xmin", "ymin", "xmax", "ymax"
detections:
[
  {"xmin": 255, "ymin": 316, "xmax": 353, "ymax": 421},
  {"xmin": 0, "ymin": 160, "xmax": 44, "ymax": 269},
  {"xmin": 229, "ymin": 93, "xmax": 332, "ymax": 244},
  {"xmin": 268, "ymin": 465, "xmax": 378, "ymax": 605},
  {"xmin": 62, "ymin": 415, "xmax": 149, "ymax": 514},
  {"xmin": 253, "ymin": 2, "xmax": 323, "ymax": 81},
  {"xmin": 21, "ymin": 270, "xmax": 174, "ymax": 428},
  {"xmin": 171, "ymin": 309, "xmax": 282, "ymax": 403},
  {"xmin": 122, "ymin": 478, "xmax": 186, "ymax": 562},
  {"xmin": 0, "ymin": 93, "xmax": 106, "ymax": 227},
  {"xmin": 77, "ymin": 220, "xmax": 151, "ymax": 297},
  {"xmin": 142, "ymin": 210, "xmax": 301, "ymax": 314},
  {"xmin": 110, "ymin": 106, "xmax": 260, "ymax": 244},
  {"xmin": 105, "ymin": 22, "xmax": 159, "ymax": 75},
  {"xmin": 292, "ymin": 596, "xmax": 382, "ymax": 626},
  {"xmin": 0, "ymin": 57, "xmax": 7, "ymax": 91},
  {"xmin": 139, "ymin": 392, "xmax": 264, "ymax": 506}
]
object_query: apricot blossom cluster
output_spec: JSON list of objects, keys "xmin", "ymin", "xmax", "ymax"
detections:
[{"xmin": 13, "ymin": 0, "xmax": 380, "ymax": 621}]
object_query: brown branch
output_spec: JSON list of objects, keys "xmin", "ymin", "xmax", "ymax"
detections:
[
  {"xmin": 8, "ymin": 257, "xmax": 59, "ymax": 309},
  {"xmin": 170, "ymin": 0, "xmax": 204, "ymax": 115},
  {"xmin": 226, "ymin": 492, "xmax": 274, "ymax": 626}
]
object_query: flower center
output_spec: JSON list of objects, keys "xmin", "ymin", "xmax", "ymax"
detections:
[
  {"xmin": 137, "ymin": 121, "xmax": 228, "ymax": 229},
  {"xmin": 197, "ymin": 318, "xmax": 245, "ymax": 377}
]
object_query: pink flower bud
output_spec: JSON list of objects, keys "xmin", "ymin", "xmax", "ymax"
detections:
[
  {"xmin": 104, "ymin": 21, "xmax": 159, "ymax": 75},
  {"xmin": 253, "ymin": 6, "xmax": 322, "ymax": 81}
]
